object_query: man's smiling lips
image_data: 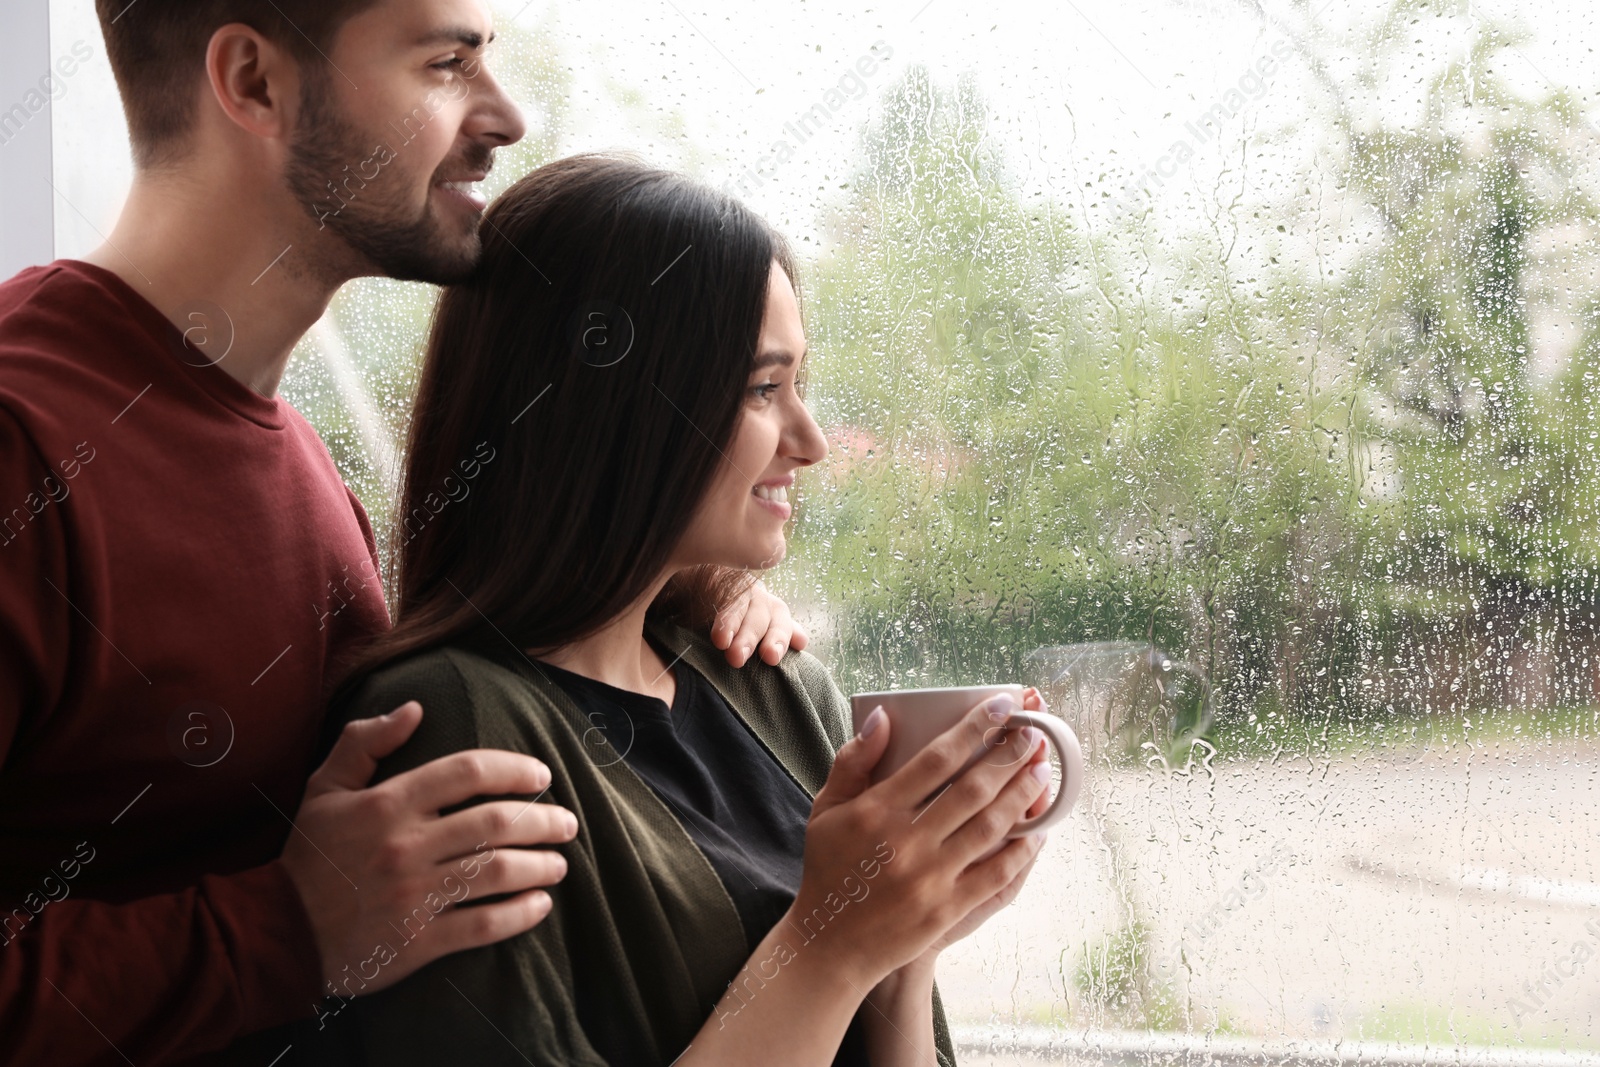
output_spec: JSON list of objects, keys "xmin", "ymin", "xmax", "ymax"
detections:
[{"xmin": 435, "ymin": 174, "xmax": 488, "ymax": 212}]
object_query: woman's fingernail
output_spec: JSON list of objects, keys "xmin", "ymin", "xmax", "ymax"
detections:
[
  {"xmin": 1030, "ymin": 761, "xmax": 1052, "ymax": 786},
  {"xmin": 986, "ymin": 695, "xmax": 1018, "ymax": 723},
  {"xmin": 859, "ymin": 706, "xmax": 886, "ymax": 739},
  {"xmin": 1030, "ymin": 831, "xmax": 1048, "ymax": 847}
]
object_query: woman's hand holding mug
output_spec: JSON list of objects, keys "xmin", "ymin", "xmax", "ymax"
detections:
[
  {"xmin": 917, "ymin": 686, "xmax": 1059, "ymax": 956},
  {"xmin": 784, "ymin": 691, "xmax": 1066, "ymax": 989}
]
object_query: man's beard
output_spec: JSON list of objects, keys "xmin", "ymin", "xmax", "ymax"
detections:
[{"xmin": 285, "ymin": 85, "xmax": 492, "ymax": 286}]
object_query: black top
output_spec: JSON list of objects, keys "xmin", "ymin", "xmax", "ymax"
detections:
[{"xmin": 538, "ymin": 651, "xmax": 872, "ymax": 1066}]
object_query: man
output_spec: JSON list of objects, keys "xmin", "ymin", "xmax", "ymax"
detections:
[{"xmin": 0, "ymin": 1, "xmax": 806, "ymax": 1063}]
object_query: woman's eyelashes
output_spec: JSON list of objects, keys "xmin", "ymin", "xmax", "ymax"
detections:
[{"xmin": 748, "ymin": 380, "xmax": 781, "ymax": 403}]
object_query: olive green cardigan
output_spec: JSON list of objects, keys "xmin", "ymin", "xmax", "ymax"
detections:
[{"xmin": 283, "ymin": 620, "xmax": 956, "ymax": 1066}]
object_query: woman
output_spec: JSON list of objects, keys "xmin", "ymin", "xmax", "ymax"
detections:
[{"xmin": 318, "ymin": 153, "xmax": 1052, "ymax": 1066}]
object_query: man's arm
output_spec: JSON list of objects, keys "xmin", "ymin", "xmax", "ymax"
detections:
[
  {"xmin": 0, "ymin": 411, "xmax": 575, "ymax": 1064},
  {"xmin": 0, "ymin": 709, "xmax": 576, "ymax": 1067},
  {"xmin": 0, "ymin": 412, "xmax": 318, "ymax": 1064},
  {"xmin": 0, "ymin": 860, "xmax": 330, "ymax": 1064}
]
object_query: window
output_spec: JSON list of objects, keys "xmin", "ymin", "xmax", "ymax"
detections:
[{"xmin": 33, "ymin": 0, "xmax": 1600, "ymax": 1058}]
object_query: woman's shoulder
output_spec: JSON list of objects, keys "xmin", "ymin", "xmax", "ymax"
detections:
[
  {"xmin": 774, "ymin": 647, "xmax": 853, "ymax": 749},
  {"xmin": 652, "ymin": 618, "xmax": 840, "ymax": 695},
  {"xmin": 338, "ymin": 645, "xmax": 516, "ymax": 721},
  {"xmin": 774, "ymin": 645, "xmax": 845, "ymax": 702},
  {"xmin": 332, "ymin": 646, "xmax": 560, "ymax": 782},
  {"xmin": 649, "ymin": 619, "xmax": 854, "ymax": 753}
]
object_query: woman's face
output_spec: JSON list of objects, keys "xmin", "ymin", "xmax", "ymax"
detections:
[{"xmin": 673, "ymin": 260, "xmax": 830, "ymax": 572}]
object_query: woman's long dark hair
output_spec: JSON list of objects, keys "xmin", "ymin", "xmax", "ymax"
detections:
[{"xmin": 352, "ymin": 153, "xmax": 799, "ymax": 678}]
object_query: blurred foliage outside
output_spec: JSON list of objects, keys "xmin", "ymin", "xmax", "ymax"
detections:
[
  {"xmin": 793, "ymin": 1, "xmax": 1600, "ymax": 750},
  {"xmin": 286, "ymin": 2, "xmax": 1600, "ymax": 758}
]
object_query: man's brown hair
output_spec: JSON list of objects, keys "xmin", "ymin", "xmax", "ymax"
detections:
[{"xmin": 95, "ymin": 0, "xmax": 381, "ymax": 167}]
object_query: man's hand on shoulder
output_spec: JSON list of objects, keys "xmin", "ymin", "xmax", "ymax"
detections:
[
  {"xmin": 279, "ymin": 701, "xmax": 577, "ymax": 995},
  {"xmin": 711, "ymin": 578, "xmax": 809, "ymax": 668}
]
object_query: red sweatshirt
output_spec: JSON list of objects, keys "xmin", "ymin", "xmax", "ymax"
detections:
[{"xmin": 0, "ymin": 261, "xmax": 390, "ymax": 1064}]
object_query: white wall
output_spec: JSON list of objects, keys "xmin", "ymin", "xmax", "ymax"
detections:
[{"xmin": 0, "ymin": 0, "xmax": 56, "ymax": 277}]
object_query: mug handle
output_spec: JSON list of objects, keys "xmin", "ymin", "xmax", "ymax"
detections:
[{"xmin": 1003, "ymin": 711, "xmax": 1084, "ymax": 838}]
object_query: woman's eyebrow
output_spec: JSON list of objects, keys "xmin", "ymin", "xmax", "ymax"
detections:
[{"xmin": 753, "ymin": 348, "xmax": 805, "ymax": 369}]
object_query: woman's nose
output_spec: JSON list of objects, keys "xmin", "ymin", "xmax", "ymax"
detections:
[{"xmin": 788, "ymin": 401, "xmax": 830, "ymax": 467}]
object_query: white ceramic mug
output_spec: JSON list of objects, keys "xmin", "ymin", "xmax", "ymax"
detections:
[{"xmin": 850, "ymin": 684, "xmax": 1084, "ymax": 837}]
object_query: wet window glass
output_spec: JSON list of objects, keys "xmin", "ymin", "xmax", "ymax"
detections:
[{"xmin": 49, "ymin": 0, "xmax": 1599, "ymax": 1057}]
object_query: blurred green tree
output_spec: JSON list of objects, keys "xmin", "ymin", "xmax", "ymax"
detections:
[{"xmin": 788, "ymin": 2, "xmax": 1600, "ymax": 746}]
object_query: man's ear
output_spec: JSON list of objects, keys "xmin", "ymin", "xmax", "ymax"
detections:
[{"xmin": 204, "ymin": 22, "xmax": 299, "ymax": 143}]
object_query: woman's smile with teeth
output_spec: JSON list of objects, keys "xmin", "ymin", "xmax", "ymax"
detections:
[{"xmin": 754, "ymin": 484, "xmax": 789, "ymax": 504}]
